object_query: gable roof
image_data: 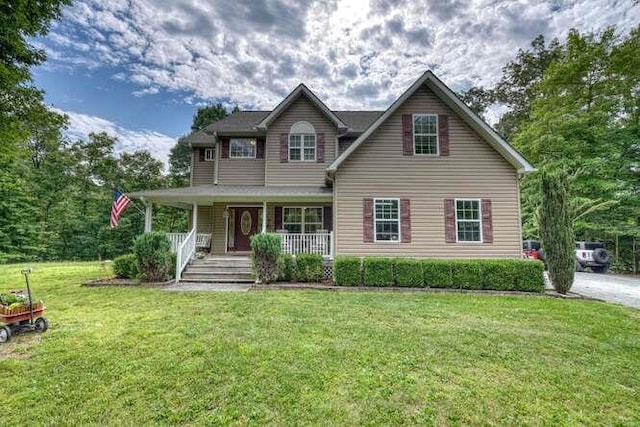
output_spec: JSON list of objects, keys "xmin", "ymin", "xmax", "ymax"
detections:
[
  {"xmin": 328, "ymin": 70, "xmax": 536, "ymax": 174},
  {"xmin": 257, "ymin": 84, "xmax": 349, "ymax": 132}
]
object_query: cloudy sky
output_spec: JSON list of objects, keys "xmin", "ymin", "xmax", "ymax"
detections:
[{"xmin": 35, "ymin": 0, "xmax": 639, "ymax": 167}]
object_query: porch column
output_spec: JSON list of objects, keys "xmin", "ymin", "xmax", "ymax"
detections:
[
  {"xmin": 144, "ymin": 201, "xmax": 152, "ymax": 232},
  {"xmin": 192, "ymin": 204, "xmax": 198, "ymax": 232},
  {"xmin": 262, "ymin": 201, "xmax": 267, "ymax": 233}
]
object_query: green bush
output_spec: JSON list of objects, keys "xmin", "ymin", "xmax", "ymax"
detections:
[
  {"xmin": 422, "ymin": 259, "xmax": 453, "ymax": 288},
  {"xmin": 514, "ymin": 259, "xmax": 545, "ymax": 292},
  {"xmin": 250, "ymin": 233, "xmax": 282, "ymax": 284},
  {"xmin": 395, "ymin": 258, "xmax": 423, "ymax": 287},
  {"xmin": 482, "ymin": 259, "xmax": 518, "ymax": 291},
  {"xmin": 334, "ymin": 256, "xmax": 362, "ymax": 286},
  {"xmin": 452, "ymin": 260, "xmax": 483, "ymax": 289},
  {"xmin": 295, "ymin": 253, "xmax": 324, "ymax": 282},
  {"xmin": 278, "ymin": 253, "xmax": 294, "ymax": 282},
  {"xmin": 113, "ymin": 253, "xmax": 138, "ymax": 279},
  {"xmin": 363, "ymin": 257, "xmax": 394, "ymax": 287},
  {"xmin": 133, "ymin": 232, "xmax": 172, "ymax": 282},
  {"xmin": 169, "ymin": 252, "xmax": 177, "ymax": 279}
]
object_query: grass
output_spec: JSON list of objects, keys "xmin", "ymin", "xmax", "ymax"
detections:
[{"xmin": 0, "ymin": 262, "xmax": 639, "ymax": 425}]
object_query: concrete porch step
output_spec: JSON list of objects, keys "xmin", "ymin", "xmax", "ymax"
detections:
[
  {"xmin": 178, "ymin": 277, "xmax": 254, "ymax": 283},
  {"xmin": 187, "ymin": 264, "xmax": 251, "ymax": 271}
]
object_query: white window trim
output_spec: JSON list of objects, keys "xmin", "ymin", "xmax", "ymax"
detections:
[
  {"xmin": 373, "ymin": 198, "xmax": 401, "ymax": 243},
  {"xmin": 412, "ymin": 113, "xmax": 439, "ymax": 156},
  {"xmin": 229, "ymin": 138, "xmax": 257, "ymax": 159},
  {"xmin": 455, "ymin": 198, "xmax": 483, "ymax": 244},
  {"xmin": 288, "ymin": 133, "xmax": 317, "ymax": 162},
  {"xmin": 204, "ymin": 148, "xmax": 215, "ymax": 161},
  {"xmin": 282, "ymin": 206, "xmax": 324, "ymax": 234}
]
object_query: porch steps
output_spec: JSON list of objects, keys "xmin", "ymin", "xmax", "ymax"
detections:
[{"xmin": 180, "ymin": 256, "xmax": 253, "ymax": 283}]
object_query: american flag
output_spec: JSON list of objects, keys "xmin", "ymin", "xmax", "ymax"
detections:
[{"xmin": 110, "ymin": 188, "xmax": 131, "ymax": 228}]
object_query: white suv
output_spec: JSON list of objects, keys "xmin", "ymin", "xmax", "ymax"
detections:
[{"xmin": 575, "ymin": 242, "xmax": 610, "ymax": 273}]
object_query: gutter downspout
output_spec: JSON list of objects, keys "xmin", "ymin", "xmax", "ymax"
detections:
[{"xmin": 213, "ymin": 131, "xmax": 219, "ymax": 185}]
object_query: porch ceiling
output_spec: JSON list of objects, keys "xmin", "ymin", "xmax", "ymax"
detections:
[{"xmin": 129, "ymin": 185, "xmax": 333, "ymax": 206}]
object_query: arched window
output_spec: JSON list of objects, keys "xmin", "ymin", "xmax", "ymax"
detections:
[{"xmin": 289, "ymin": 121, "xmax": 316, "ymax": 161}]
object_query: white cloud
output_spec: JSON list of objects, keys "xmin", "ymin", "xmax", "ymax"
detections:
[
  {"xmin": 56, "ymin": 109, "xmax": 177, "ymax": 169},
  {"xmin": 43, "ymin": 0, "xmax": 640, "ymax": 111}
]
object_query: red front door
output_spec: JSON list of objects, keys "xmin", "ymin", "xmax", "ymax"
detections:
[{"xmin": 233, "ymin": 207, "xmax": 260, "ymax": 251}]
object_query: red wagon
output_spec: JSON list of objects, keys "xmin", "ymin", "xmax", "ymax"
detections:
[{"xmin": 0, "ymin": 269, "xmax": 49, "ymax": 343}]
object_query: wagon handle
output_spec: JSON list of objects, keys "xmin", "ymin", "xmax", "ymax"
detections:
[{"xmin": 22, "ymin": 268, "xmax": 34, "ymax": 324}]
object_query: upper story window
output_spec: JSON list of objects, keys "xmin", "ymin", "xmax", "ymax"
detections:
[
  {"xmin": 374, "ymin": 198, "xmax": 400, "ymax": 242},
  {"xmin": 413, "ymin": 114, "xmax": 439, "ymax": 155},
  {"xmin": 289, "ymin": 121, "xmax": 316, "ymax": 162},
  {"xmin": 456, "ymin": 199, "xmax": 481, "ymax": 242},
  {"xmin": 230, "ymin": 138, "xmax": 257, "ymax": 158},
  {"xmin": 204, "ymin": 148, "xmax": 215, "ymax": 161}
]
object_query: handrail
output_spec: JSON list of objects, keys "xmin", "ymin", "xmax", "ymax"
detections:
[
  {"xmin": 281, "ymin": 232, "xmax": 333, "ymax": 258},
  {"xmin": 175, "ymin": 227, "xmax": 196, "ymax": 282}
]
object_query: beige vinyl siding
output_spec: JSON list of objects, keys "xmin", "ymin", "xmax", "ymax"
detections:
[
  {"xmin": 195, "ymin": 205, "xmax": 213, "ymax": 235},
  {"xmin": 266, "ymin": 95, "xmax": 337, "ymax": 186},
  {"xmin": 192, "ymin": 148, "xmax": 215, "ymax": 186},
  {"xmin": 212, "ymin": 203, "xmax": 226, "ymax": 254},
  {"xmin": 335, "ymin": 84, "xmax": 521, "ymax": 258},
  {"xmin": 218, "ymin": 158, "xmax": 265, "ymax": 185}
]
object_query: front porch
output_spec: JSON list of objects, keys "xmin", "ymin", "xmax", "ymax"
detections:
[{"xmin": 130, "ymin": 185, "xmax": 334, "ymax": 281}]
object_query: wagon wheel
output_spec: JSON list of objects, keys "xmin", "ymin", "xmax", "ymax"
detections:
[
  {"xmin": 35, "ymin": 317, "xmax": 49, "ymax": 333},
  {"xmin": 0, "ymin": 326, "xmax": 11, "ymax": 343}
]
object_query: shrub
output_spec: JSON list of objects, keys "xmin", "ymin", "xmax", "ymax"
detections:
[
  {"xmin": 133, "ymin": 232, "xmax": 172, "ymax": 282},
  {"xmin": 540, "ymin": 168, "xmax": 574, "ymax": 294},
  {"xmin": 295, "ymin": 253, "xmax": 324, "ymax": 282},
  {"xmin": 481, "ymin": 259, "xmax": 518, "ymax": 291},
  {"xmin": 279, "ymin": 253, "xmax": 294, "ymax": 282},
  {"xmin": 334, "ymin": 256, "xmax": 362, "ymax": 286},
  {"xmin": 422, "ymin": 259, "xmax": 452, "ymax": 288},
  {"xmin": 514, "ymin": 259, "xmax": 545, "ymax": 292},
  {"xmin": 250, "ymin": 233, "xmax": 282, "ymax": 284},
  {"xmin": 363, "ymin": 257, "xmax": 394, "ymax": 287},
  {"xmin": 451, "ymin": 260, "xmax": 483, "ymax": 290},
  {"xmin": 395, "ymin": 258, "xmax": 423, "ymax": 287},
  {"xmin": 113, "ymin": 254, "xmax": 138, "ymax": 279},
  {"xmin": 169, "ymin": 252, "xmax": 177, "ymax": 279}
]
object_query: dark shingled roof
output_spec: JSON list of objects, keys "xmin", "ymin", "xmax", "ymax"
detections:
[{"xmin": 204, "ymin": 110, "xmax": 383, "ymax": 134}]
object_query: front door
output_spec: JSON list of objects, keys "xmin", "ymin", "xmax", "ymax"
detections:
[{"xmin": 233, "ymin": 207, "xmax": 260, "ymax": 251}]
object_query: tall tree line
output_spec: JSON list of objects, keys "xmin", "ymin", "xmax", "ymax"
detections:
[{"xmin": 461, "ymin": 25, "xmax": 640, "ymax": 270}]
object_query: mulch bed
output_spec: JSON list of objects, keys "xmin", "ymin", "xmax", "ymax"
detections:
[{"xmin": 81, "ymin": 278, "xmax": 174, "ymax": 288}]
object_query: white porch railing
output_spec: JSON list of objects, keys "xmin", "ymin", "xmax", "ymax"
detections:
[
  {"xmin": 168, "ymin": 233, "xmax": 211, "ymax": 253},
  {"xmin": 281, "ymin": 232, "xmax": 333, "ymax": 258},
  {"xmin": 175, "ymin": 228, "xmax": 196, "ymax": 282}
]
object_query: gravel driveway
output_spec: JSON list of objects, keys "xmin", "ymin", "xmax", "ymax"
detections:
[{"xmin": 570, "ymin": 272, "xmax": 640, "ymax": 309}]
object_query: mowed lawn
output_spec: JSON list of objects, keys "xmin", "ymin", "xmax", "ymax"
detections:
[{"xmin": 0, "ymin": 263, "xmax": 639, "ymax": 425}]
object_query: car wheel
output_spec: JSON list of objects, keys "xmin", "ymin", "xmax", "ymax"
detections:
[
  {"xmin": 0, "ymin": 326, "xmax": 11, "ymax": 343},
  {"xmin": 592, "ymin": 265, "xmax": 609, "ymax": 274},
  {"xmin": 593, "ymin": 248, "xmax": 610, "ymax": 264},
  {"xmin": 575, "ymin": 260, "xmax": 584, "ymax": 272}
]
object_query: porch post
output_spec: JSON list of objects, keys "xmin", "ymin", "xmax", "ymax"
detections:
[
  {"xmin": 262, "ymin": 201, "xmax": 267, "ymax": 233},
  {"xmin": 144, "ymin": 201, "xmax": 152, "ymax": 232},
  {"xmin": 192, "ymin": 204, "xmax": 198, "ymax": 232}
]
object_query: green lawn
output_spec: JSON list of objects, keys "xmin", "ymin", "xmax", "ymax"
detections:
[{"xmin": 0, "ymin": 262, "xmax": 638, "ymax": 425}]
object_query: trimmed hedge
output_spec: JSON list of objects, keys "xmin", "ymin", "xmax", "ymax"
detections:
[
  {"xmin": 250, "ymin": 233, "xmax": 283, "ymax": 284},
  {"xmin": 422, "ymin": 259, "xmax": 453, "ymax": 288},
  {"xmin": 113, "ymin": 254, "xmax": 138, "ymax": 279},
  {"xmin": 395, "ymin": 258, "xmax": 423, "ymax": 287},
  {"xmin": 333, "ymin": 256, "xmax": 362, "ymax": 286},
  {"xmin": 133, "ymin": 232, "xmax": 172, "ymax": 282},
  {"xmin": 296, "ymin": 253, "xmax": 323, "ymax": 282},
  {"xmin": 452, "ymin": 260, "xmax": 483, "ymax": 290},
  {"xmin": 279, "ymin": 253, "xmax": 294, "ymax": 282},
  {"xmin": 333, "ymin": 257, "xmax": 545, "ymax": 292},
  {"xmin": 363, "ymin": 257, "xmax": 394, "ymax": 287}
]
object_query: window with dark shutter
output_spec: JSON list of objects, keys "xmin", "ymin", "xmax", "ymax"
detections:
[
  {"xmin": 444, "ymin": 199, "xmax": 456, "ymax": 243},
  {"xmin": 221, "ymin": 138, "xmax": 229, "ymax": 159},
  {"xmin": 363, "ymin": 198, "xmax": 374, "ymax": 243},
  {"xmin": 438, "ymin": 115, "xmax": 450, "ymax": 156},
  {"xmin": 199, "ymin": 148, "xmax": 205, "ymax": 162},
  {"xmin": 316, "ymin": 133, "xmax": 325, "ymax": 163},
  {"xmin": 400, "ymin": 199, "xmax": 411, "ymax": 243},
  {"xmin": 274, "ymin": 206, "xmax": 283, "ymax": 230},
  {"xmin": 256, "ymin": 138, "xmax": 265, "ymax": 159},
  {"xmin": 481, "ymin": 199, "xmax": 493, "ymax": 243},
  {"xmin": 323, "ymin": 205, "xmax": 332, "ymax": 231},
  {"xmin": 280, "ymin": 134, "xmax": 288, "ymax": 163},
  {"xmin": 402, "ymin": 114, "xmax": 413, "ymax": 156}
]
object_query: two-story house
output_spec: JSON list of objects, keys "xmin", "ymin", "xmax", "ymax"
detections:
[{"xmin": 131, "ymin": 71, "xmax": 535, "ymax": 281}]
